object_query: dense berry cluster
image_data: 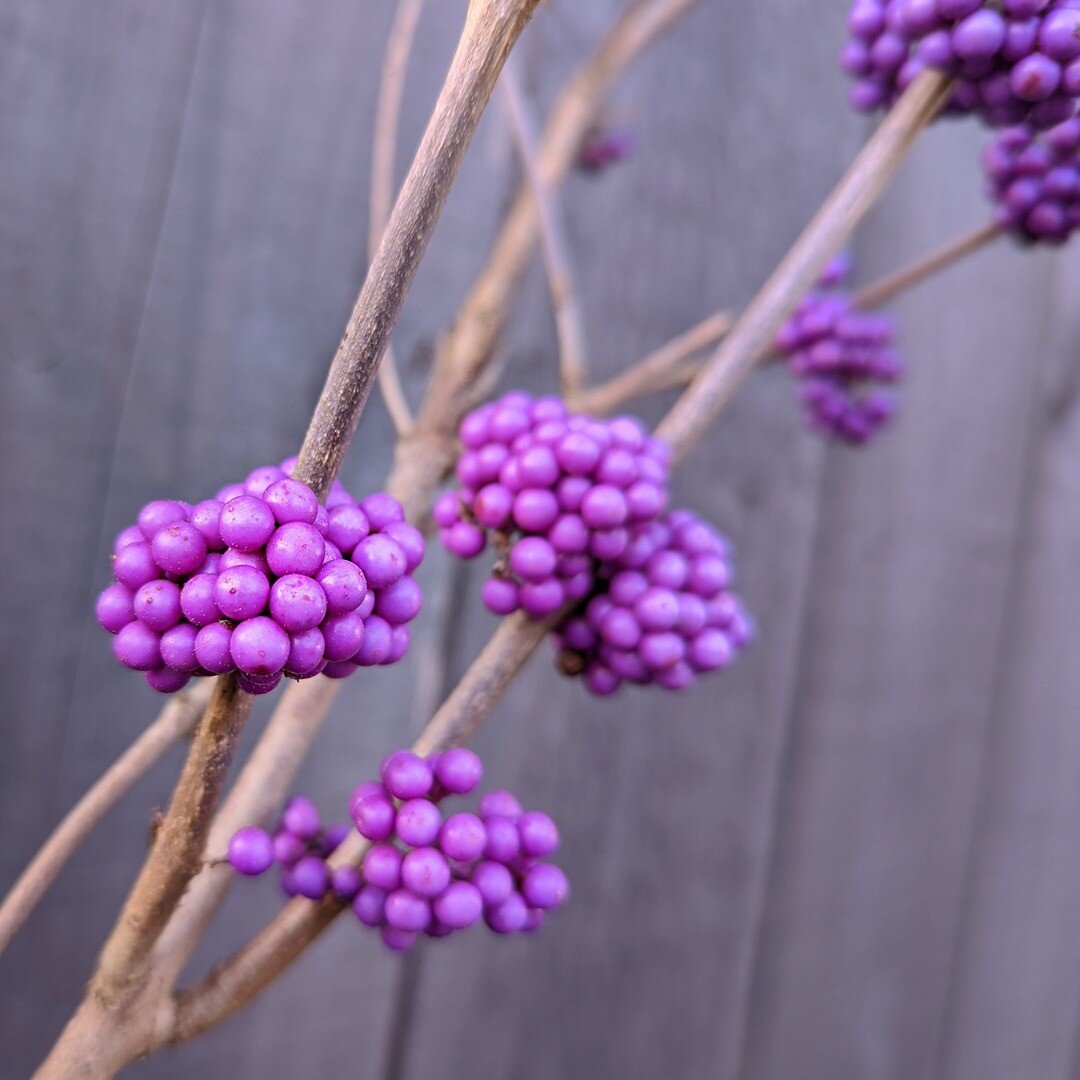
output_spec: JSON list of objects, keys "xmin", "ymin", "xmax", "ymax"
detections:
[
  {"xmin": 843, "ymin": 0, "xmax": 1080, "ymax": 130},
  {"xmin": 982, "ymin": 117, "xmax": 1080, "ymax": 240},
  {"xmin": 774, "ymin": 263, "xmax": 902, "ymax": 444},
  {"xmin": 555, "ymin": 510, "xmax": 752, "ymax": 695},
  {"xmin": 228, "ymin": 749, "xmax": 569, "ymax": 952},
  {"xmin": 578, "ymin": 126, "xmax": 636, "ymax": 172},
  {"xmin": 96, "ymin": 462, "xmax": 423, "ymax": 694},
  {"xmin": 435, "ymin": 392, "xmax": 670, "ymax": 619}
]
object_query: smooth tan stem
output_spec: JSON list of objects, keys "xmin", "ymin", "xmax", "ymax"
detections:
[
  {"xmin": 500, "ymin": 57, "xmax": 589, "ymax": 400},
  {"xmin": 0, "ymin": 682, "xmax": 213, "ymax": 960},
  {"xmin": 294, "ymin": 0, "xmax": 542, "ymax": 499},
  {"xmin": 370, "ymin": 0, "xmax": 427, "ymax": 435},
  {"xmin": 854, "ymin": 220, "xmax": 1001, "ymax": 310},
  {"xmin": 656, "ymin": 69, "xmax": 952, "ymax": 461}
]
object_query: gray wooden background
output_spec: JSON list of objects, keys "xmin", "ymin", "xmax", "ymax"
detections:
[{"xmin": 3, "ymin": 1, "xmax": 1080, "ymax": 1077}]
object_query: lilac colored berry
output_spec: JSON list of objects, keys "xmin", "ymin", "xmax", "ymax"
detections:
[{"xmin": 228, "ymin": 826, "xmax": 274, "ymax": 876}]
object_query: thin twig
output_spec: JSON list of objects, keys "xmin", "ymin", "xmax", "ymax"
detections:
[
  {"xmin": 170, "ymin": 612, "xmax": 554, "ymax": 1044},
  {"xmin": 655, "ymin": 69, "xmax": 953, "ymax": 461},
  {"xmin": 166, "ymin": 73, "xmax": 951, "ymax": 1039},
  {"xmin": 500, "ymin": 56, "xmax": 589, "ymax": 400},
  {"xmin": 295, "ymin": 0, "xmax": 542, "ymax": 500},
  {"xmin": 578, "ymin": 309, "xmax": 732, "ymax": 415},
  {"xmin": 370, "ymin": 0, "xmax": 427, "ymax": 436},
  {"xmin": 392, "ymin": 0, "xmax": 707, "ymax": 520},
  {"xmin": 854, "ymin": 219, "xmax": 1001, "ymax": 310},
  {"xmin": 0, "ymin": 681, "xmax": 213, "ymax": 959}
]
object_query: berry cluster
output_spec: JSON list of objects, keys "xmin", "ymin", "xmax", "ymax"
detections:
[
  {"xmin": 982, "ymin": 117, "xmax": 1080, "ymax": 240},
  {"xmin": 96, "ymin": 462, "xmax": 423, "ymax": 694},
  {"xmin": 843, "ymin": 0, "xmax": 1080, "ymax": 130},
  {"xmin": 435, "ymin": 392, "xmax": 670, "ymax": 619},
  {"xmin": 578, "ymin": 126, "xmax": 636, "ymax": 172},
  {"xmin": 228, "ymin": 798, "xmax": 358, "ymax": 901},
  {"xmin": 555, "ymin": 510, "xmax": 752, "ymax": 695},
  {"xmin": 227, "ymin": 748, "xmax": 569, "ymax": 952},
  {"xmin": 774, "ymin": 263, "xmax": 902, "ymax": 444}
]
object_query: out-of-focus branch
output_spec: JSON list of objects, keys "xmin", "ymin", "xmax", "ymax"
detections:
[
  {"xmin": 500, "ymin": 57, "xmax": 589, "ymax": 399},
  {"xmin": 854, "ymin": 219, "xmax": 1001, "ymax": 310},
  {"xmin": 656, "ymin": 69, "xmax": 952, "ymax": 460},
  {"xmin": 0, "ymin": 681, "xmax": 213, "ymax": 960},
  {"xmin": 578, "ymin": 309, "xmax": 732, "ymax": 415},
  {"xmin": 390, "ymin": 0, "xmax": 707, "ymax": 521},
  {"xmin": 370, "ymin": 0, "xmax": 427, "ymax": 435}
]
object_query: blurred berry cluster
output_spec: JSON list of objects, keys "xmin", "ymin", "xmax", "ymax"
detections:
[
  {"xmin": 983, "ymin": 117, "xmax": 1080, "ymax": 240},
  {"xmin": 774, "ymin": 258, "xmax": 902, "ymax": 444}
]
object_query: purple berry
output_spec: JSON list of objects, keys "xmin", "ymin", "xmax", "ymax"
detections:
[
  {"xmin": 228, "ymin": 826, "xmax": 274, "ymax": 876},
  {"xmin": 434, "ymin": 748, "xmax": 483, "ymax": 794},
  {"xmin": 219, "ymin": 495, "xmax": 276, "ymax": 552},
  {"xmin": 381, "ymin": 751, "xmax": 433, "ymax": 800},
  {"xmin": 230, "ymin": 616, "xmax": 290, "ymax": 676}
]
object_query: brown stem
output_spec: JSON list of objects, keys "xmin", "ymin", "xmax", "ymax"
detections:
[
  {"xmin": 391, "ymin": 0, "xmax": 706, "ymax": 520},
  {"xmin": 370, "ymin": 0, "xmax": 427, "ymax": 436},
  {"xmin": 169, "ymin": 613, "xmax": 553, "ymax": 1044},
  {"xmin": 578, "ymin": 309, "xmax": 732, "ymax": 415},
  {"xmin": 500, "ymin": 57, "xmax": 589, "ymax": 400},
  {"xmin": 854, "ymin": 219, "xmax": 1001, "ymax": 310},
  {"xmin": 655, "ymin": 69, "xmax": 952, "ymax": 461},
  {"xmin": 146, "ymin": 677, "xmax": 342, "ymax": 993},
  {"xmin": 294, "ymin": 0, "xmax": 542, "ymax": 499},
  {"xmin": 0, "ymin": 681, "xmax": 213, "ymax": 960}
]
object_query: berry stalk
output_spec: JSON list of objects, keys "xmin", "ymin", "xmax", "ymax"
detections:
[
  {"xmin": 656, "ymin": 68, "xmax": 953, "ymax": 461},
  {"xmin": 126, "ymin": 2, "xmax": 705, "ymax": 1032},
  {"xmin": 169, "ymin": 612, "xmax": 554, "ymax": 1043}
]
